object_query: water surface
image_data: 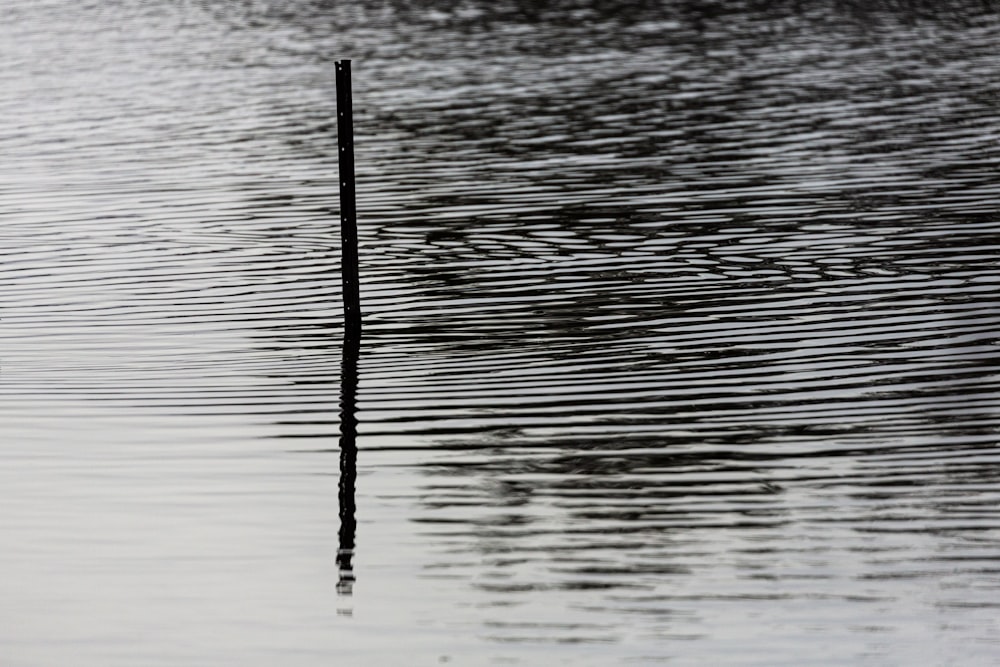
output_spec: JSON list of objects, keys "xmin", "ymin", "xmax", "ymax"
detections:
[{"xmin": 1, "ymin": 1, "xmax": 1000, "ymax": 664}]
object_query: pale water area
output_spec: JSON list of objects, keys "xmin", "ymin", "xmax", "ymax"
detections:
[{"xmin": 1, "ymin": 0, "xmax": 1000, "ymax": 665}]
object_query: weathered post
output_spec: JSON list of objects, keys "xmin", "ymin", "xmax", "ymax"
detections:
[{"xmin": 335, "ymin": 59, "xmax": 361, "ymax": 339}]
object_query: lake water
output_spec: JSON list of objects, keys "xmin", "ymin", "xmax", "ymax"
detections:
[{"xmin": 2, "ymin": 1, "xmax": 1000, "ymax": 664}]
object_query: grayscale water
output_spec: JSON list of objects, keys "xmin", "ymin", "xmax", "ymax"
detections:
[{"xmin": 2, "ymin": 1, "xmax": 999, "ymax": 664}]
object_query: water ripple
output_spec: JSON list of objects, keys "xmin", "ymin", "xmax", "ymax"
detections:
[{"xmin": 1, "ymin": 0, "xmax": 1000, "ymax": 664}]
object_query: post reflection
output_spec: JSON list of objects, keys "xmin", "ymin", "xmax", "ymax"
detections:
[{"xmin": 336, "ymin": 334, "xmax": 360, "ymax": 596}]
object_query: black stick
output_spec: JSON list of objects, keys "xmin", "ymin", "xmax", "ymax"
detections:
[
  {"xmin": 336, "ymin": 60, "xmax": 361, "ymax": 339},
  {"xmin": 335, "ymin": 59, "xmax": 361, "ymax": 597}
]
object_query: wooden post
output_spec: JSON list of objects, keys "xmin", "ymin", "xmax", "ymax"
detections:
[{"xmin": 336, "ymin": 59, "xmax": 361, "ymax": 339}]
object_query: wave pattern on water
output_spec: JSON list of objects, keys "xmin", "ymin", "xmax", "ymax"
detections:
[
  {"xmin": 349, "ymin": 5, "xmax": 1000, "ymax": 659},
  {"xmin": 1, "ymin": 0, "xmax": 999, "ymax": 664}
]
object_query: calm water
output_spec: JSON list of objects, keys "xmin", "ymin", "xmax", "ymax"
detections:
[{"xmin": 2, "ymin": 1, "xmax": 1000, "ymax": 664}]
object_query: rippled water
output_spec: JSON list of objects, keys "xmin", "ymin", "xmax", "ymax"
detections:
[{"xmin": 2, "ymin": 1, "xmax": 1000, "ymax": 664}]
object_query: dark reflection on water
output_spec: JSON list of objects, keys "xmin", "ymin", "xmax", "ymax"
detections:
[
  {"xmin": 336, "ymin": 335, "xmax": 360, "ymax": 597},
  {"xmin": 1, "ymin": 0, "xmax": 1000, "ymax": 664}
]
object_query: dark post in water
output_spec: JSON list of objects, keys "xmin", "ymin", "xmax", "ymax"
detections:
[
  {"xmin": 336, "ymin": 59, "xmax": 361, "ymax": 339},
  {"xmin": 335, "ymin": 59, "xmax": 361, "ymax": 598}
]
